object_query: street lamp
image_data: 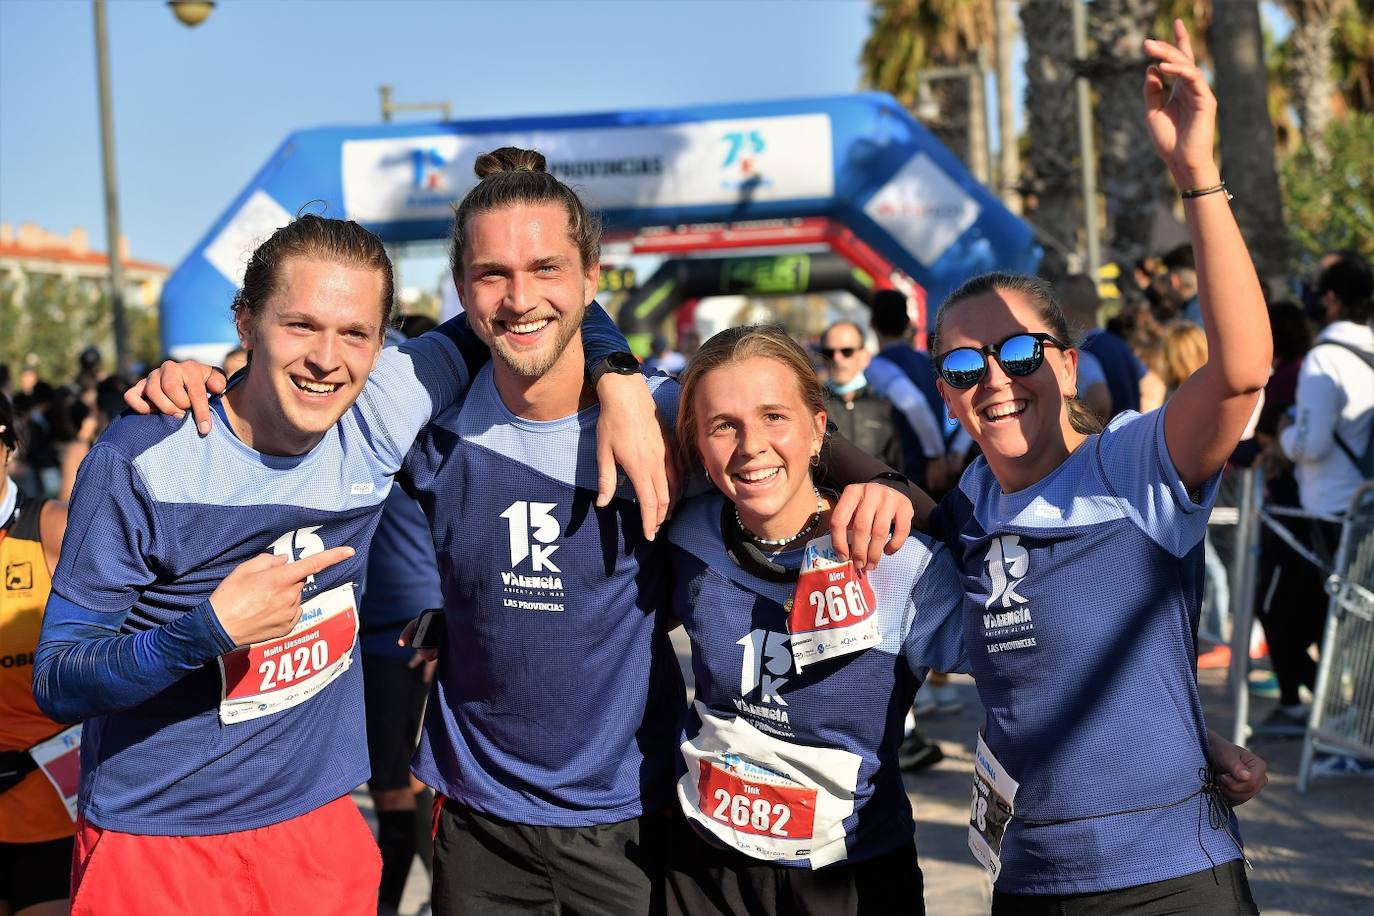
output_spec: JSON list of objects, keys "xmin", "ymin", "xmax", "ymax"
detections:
[
  {"xmin": 93, "ymin": 0, "xmax": 213, "ymax": 374},
  {"xmin": 378, "ymin": 85, "xmax": 453, "ymax": 123},
  {"xmin": 168, "ymin": 2, "xmax": 215, "ymax": 28},
  {"xmin": 1070, "ymin": 0, "xmax": 1101, "ymax": 281}
]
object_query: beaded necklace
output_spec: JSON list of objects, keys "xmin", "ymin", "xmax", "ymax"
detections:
[{"xmin": 732, "ymin": 486, "xmax": 824, "ymax": 549}]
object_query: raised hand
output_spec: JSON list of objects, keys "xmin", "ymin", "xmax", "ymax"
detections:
[
  {"xmin": 1143, "ymin": 19, "xmax": 1221, "ymax": 188},
  {"xmin": 210, "ymin": 546, "xmax": 355, "ymax": 647}
]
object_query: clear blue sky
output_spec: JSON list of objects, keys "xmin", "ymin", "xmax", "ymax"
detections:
[
  {"xmin": 1, "ymin": 0, "xmax": 874, "ymax": 272},
  {"xmin": 1, "ymin": 0, "xmax": 1292, "ymax": 286}
]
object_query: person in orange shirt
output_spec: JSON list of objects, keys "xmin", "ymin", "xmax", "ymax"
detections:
[{"xmin": 1, "ymin": 391, "xmax": 72, "ymax": 916}]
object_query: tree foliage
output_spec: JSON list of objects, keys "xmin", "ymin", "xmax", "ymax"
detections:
[
  {"xmin": 1279, "ymin": 111, "xmax": 1374, "ymax": 269},
  {"xmin": 1333, "ymin": 0, "xmax": 1373, "ymax": 112},
  {"xmin": 0, "ymin": 276, "xmax": 160, "ymax": 383}
]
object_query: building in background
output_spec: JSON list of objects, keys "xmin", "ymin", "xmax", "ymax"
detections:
[{"xmin": 0, "ymin": 221, "xmax": 168, "ymax": 307}]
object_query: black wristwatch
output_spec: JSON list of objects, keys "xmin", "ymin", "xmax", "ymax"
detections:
[{"xmin": 588, "ymin": 351, "xmax": 641, "ymax": 386}]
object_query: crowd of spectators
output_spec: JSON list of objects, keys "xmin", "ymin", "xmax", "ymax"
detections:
[{"xmin": 0, "ymin": 352, "xmax": 134, "ymax": 503}]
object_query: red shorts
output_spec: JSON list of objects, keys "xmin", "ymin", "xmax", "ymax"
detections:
[{"xmin": 70, "ymin": 795, "xmax": 380, "ymax": 916}]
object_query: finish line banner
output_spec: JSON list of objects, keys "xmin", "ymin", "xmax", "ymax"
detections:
[{"xmin": 340, "ymin": 114, "xmax": 835, "ymax": 223}]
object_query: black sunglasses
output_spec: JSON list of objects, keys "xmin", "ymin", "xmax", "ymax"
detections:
[
  {"xmin": 819, "ymin": 347, "xmax": 859, "ymax": 360},
  {"xmin": 936, "ymin": 332, "xmax": 1069, "ymax": 389}
]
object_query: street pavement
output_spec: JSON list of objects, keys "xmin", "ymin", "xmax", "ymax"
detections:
[{"xmin": 373, "ymin": 637, "xmax": 1372, "ymax": 915}]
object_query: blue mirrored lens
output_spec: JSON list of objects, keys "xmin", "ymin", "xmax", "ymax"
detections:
[
  {"xmin": 998, "ymin": 335, "xmax": 1042, "ymax": 376},
  {"xmin": 940, "ymin": 348, "xmax": 986, "ymax": 388}
]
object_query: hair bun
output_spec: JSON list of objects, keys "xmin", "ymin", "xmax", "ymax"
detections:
[{"xmin": 473, "ymin": 147, "xmax": 547, "ymax": 179}]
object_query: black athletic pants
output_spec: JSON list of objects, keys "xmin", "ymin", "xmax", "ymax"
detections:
[
  {"xmin": 665, "ymin": 814, "xmax": 925, "ymax": 916},
  {"xmin": 1257, "ymin": 518, "xmax": 1342, "ymax": 707},
  {"xmin": 991, "ymin": 859, "xmax": 1258, "ymax": 916},
  {"xmin": 432, "ymin": 798, "xmax": 669, "ymax": 916}
]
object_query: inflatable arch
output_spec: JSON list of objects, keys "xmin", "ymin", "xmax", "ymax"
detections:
[{"xmin": 160, "ymin": 93, "xmax": 1040, "ymax": 360}]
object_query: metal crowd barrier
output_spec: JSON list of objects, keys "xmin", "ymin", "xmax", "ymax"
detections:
[
  {"xmin": 1298, "ymin": 482, "xmax": 1374, "ymax": 793},
  {"xmin": 1226, "ymin": 467, "xmax": 1262, "ymax": 749},
  {"xmin": 1219, "ymin": 469, "xmax": 1374, "ymax": 787}
]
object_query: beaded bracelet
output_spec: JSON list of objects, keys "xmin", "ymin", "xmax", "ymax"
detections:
[{"xmin": 1180, "ymin": 181, "xmax": 1232, "ymax": 201}]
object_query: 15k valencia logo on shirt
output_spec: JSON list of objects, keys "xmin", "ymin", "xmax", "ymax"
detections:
[
  {"xmin": 498, "ymin": 500, "xmax": 566, "ymax": 612},
  {"xmin": 982, "ymin": 535, "xmax": 1036, "ymax": 654}
]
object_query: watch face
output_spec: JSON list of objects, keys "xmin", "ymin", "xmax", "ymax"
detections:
[{"xmin": 606, "ymin": 353, "xmax": 641, "ymax": 374}]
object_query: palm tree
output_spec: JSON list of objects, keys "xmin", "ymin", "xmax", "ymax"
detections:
[
  {"xmin": 993, "ymin": 0, "xmax": 1022, "ymax": 212},
  {"xmin": 1018, "ymin": 0, "xmax": 1080, "ymax": 279},
  {"xmin": 1283, "ymin": 0, "xmax": 1352, "ymax": 160},
  {"xmin": 1332, "ymin": 0, "xmax": 1373, "ymax": 113},
  {"xmin": 860, "ymin": 0, "xmax": 993, "ymax": 177},
  {"xmin": 1089, "ymin": 1, "xmax": 1215, "ymax": 271},
  {"xmin": 1210, "ymin": 0, "xmax": 1291, "ymax": 290},
  {"xmin": 1091, "ymin": 0, "xmax": 1173, "ymax": 271}
]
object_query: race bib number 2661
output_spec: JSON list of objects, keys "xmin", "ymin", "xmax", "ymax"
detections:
[
  {"xmin": 787, "ymin": 536, "xmax": 880, "ymax": 672},
  {"xmin": 217, "ymin": 582, "xmax": 358, "ymax": 725}
]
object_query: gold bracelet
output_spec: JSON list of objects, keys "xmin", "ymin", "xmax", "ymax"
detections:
[{"xmin": 1180, "ymin": 181, "xmax": 1232, "ymax": 201}]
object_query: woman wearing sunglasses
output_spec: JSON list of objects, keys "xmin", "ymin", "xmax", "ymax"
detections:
[{"xmin": 928, "ymin": 23, "xmax": 1268, "ymax": 915}]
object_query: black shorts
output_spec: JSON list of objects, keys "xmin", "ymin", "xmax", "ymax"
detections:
[
  {"xmin": 0, "ymin": 835, "xmax": 74, "ymax": 911},
  {"xmin": 362, "ymin": 652, "xmax": 431, "ymax": 792},
  {"xmin": 991, "ymin": 859, "xmax": 1258, "ymax": 916},
  {"xmin": 432, "ymin": 798, "xmax": 669, "ymax": 916},
  {"xmin": 665, "ymin": 814, "xmax": 925, "ymax": 916}
]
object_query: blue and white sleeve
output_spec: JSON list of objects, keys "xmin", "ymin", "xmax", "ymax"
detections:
[
  {"xmin": 1095, "ymin": 408, "xmax": 1220, "ymax": 558},
  {"xmin": 34, "ymin": 446, "xmax": 236, "ymax": 722},
  {"xmin": 902, "ymin": 545, "xmax": 970, "ymax": 676},
  {"xmin": 357, "ymin": 317, "xmax": 475, "ymax": 470}
]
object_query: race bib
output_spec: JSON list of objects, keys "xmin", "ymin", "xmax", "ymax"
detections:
[
  {"xmin": 697, "ymin": 756, "xmax": 818, "ymax": 846},
  {"xmin": 29, "ymin": 724, "xmax": 82, "ymax": 821},
  {"xmin": 968, "ymin": 732, "xmax": 1019, "ymax": 881},
  {"xmin": 787, "ymin": 536, "xmax": 880, "ymax": 672},
  {"xmin": 678, "ymin": 703, "xmax": 862, "ymax": 869},
  {"xmin": 218, "ymin": 582, "xmax": 358, "ymax": 725}
]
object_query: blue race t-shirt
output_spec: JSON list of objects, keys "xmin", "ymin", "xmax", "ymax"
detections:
[
  {"xmin": 402, "ymin": 368, "xmax": 686, "ymax": 827},
  {"xmin": 359, "ymin": 486, "xmax": 443, "ymax": 659},
  {"xmin": 931, "ymin": 408, "xmax": 1242, "ymax": 894},
  {"xmin": 667, "ymin": 493, "xmax": 966, "ymax": 868},
  {"xmin": 37, "ymin": 329, "xmax": 471, "ymax": 836}
]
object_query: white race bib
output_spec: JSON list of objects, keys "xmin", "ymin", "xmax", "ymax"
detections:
[
  {"xmin": 968, "ymin": 732, "xmax": 1019, "ymax": 881},
  {"xmin": 29, "ymin": 724, "xmax": 82, "ymax": 822},
  {"xmin": 217, "ymin": 582, "xmax": 358, "ymax": 724},
  {"xmin": 786, "ymin": 536, "xmax": 881, "ymax": 673},
  {"xmin": 678, "ymin": 702, "xmax": 862, "ymax": 869}
]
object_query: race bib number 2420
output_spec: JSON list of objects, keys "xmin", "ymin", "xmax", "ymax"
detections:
[{"xmin": 217, "ymin": 582, "xmax": 358, "ymax": 724}]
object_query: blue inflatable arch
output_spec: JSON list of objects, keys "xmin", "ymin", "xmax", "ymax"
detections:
[{"xmin": 161, "ymin": 93, "xmax": 1040, "ymax": 360}]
